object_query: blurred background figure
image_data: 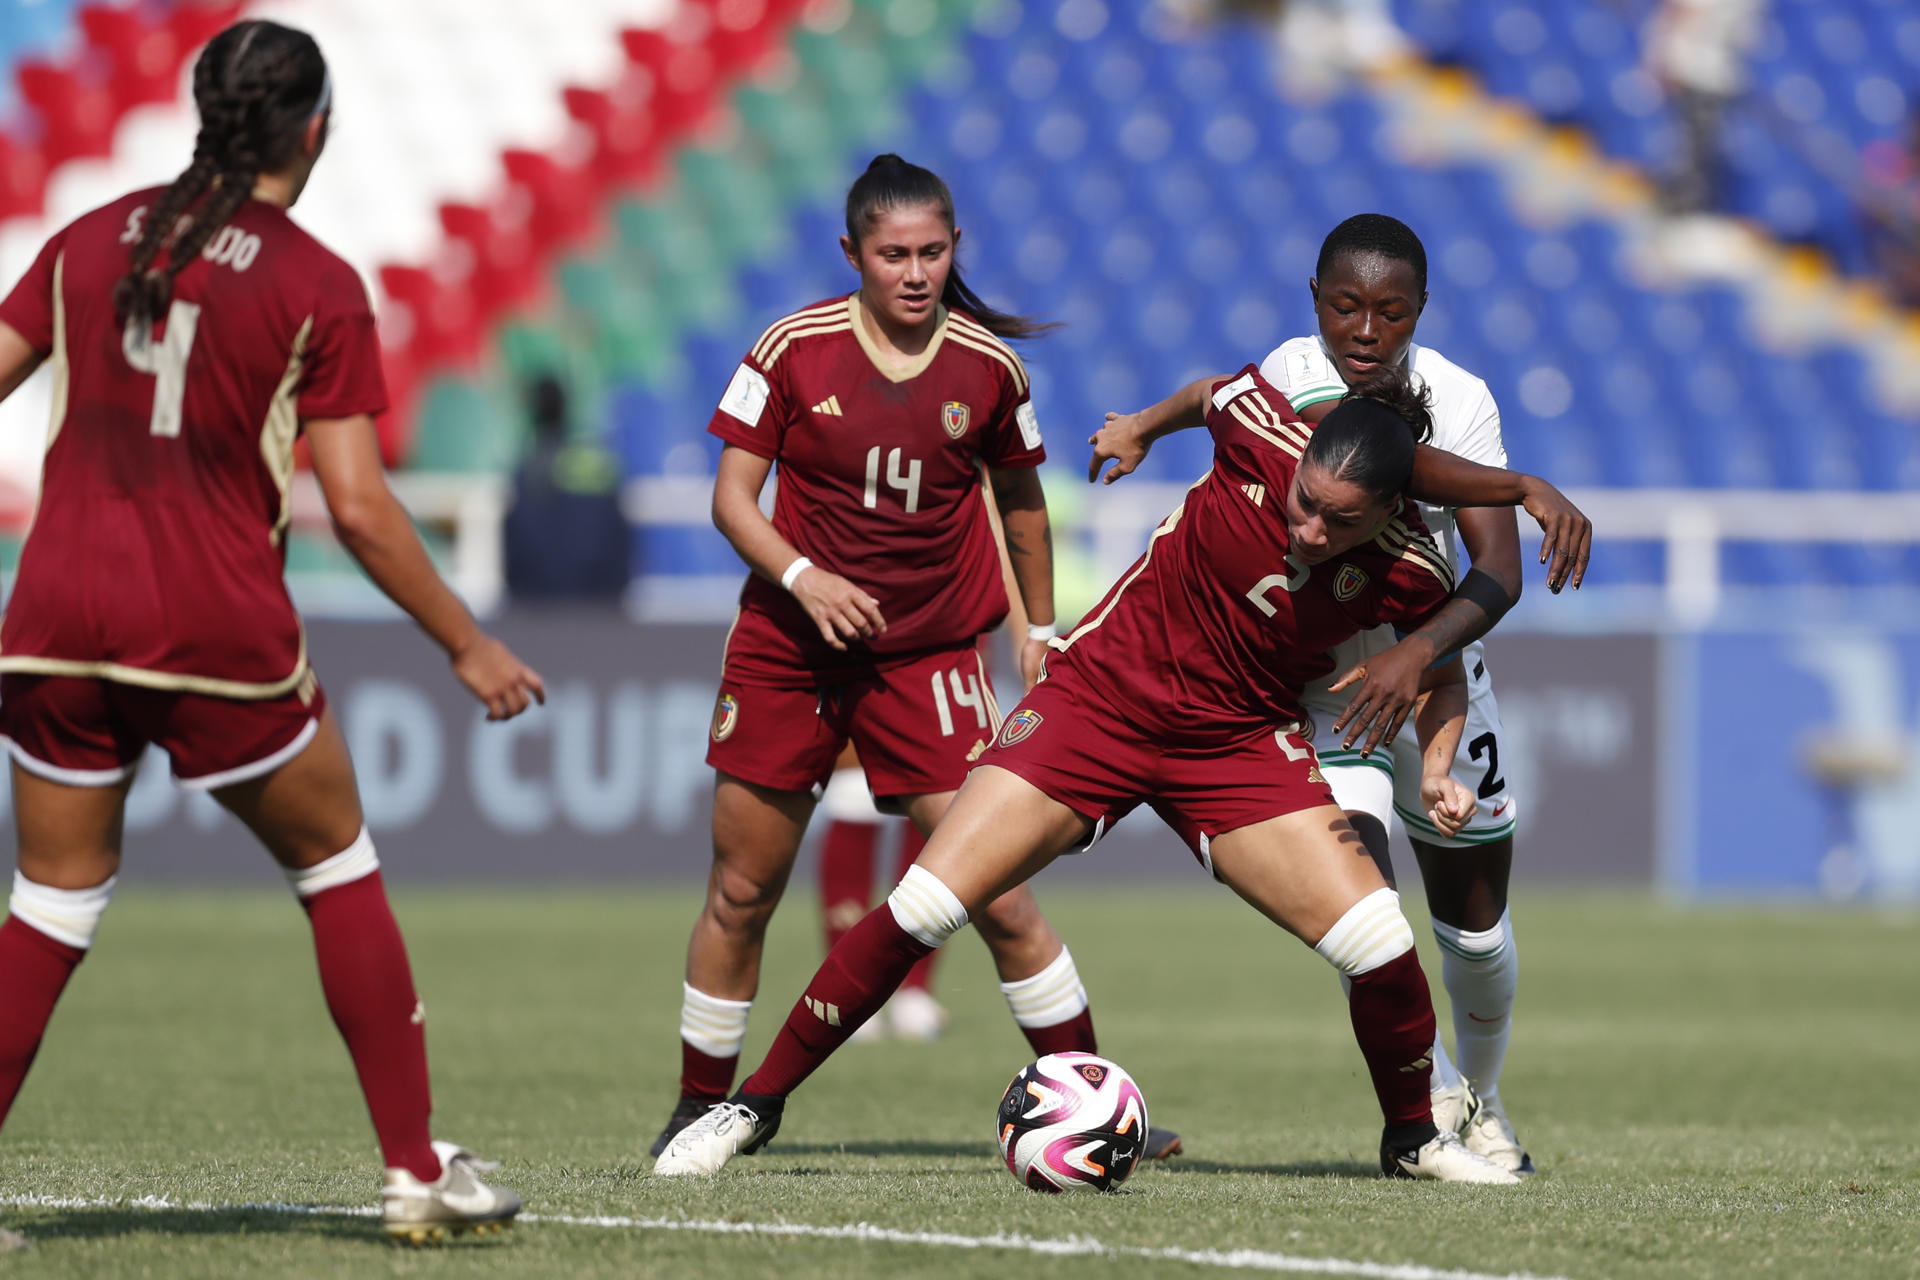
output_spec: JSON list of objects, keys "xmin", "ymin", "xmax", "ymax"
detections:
[
  {"xmin": 1644, "ymin": 0, "xmax": 1765, "ymax": 215},
  {"xmin": 1861, "ymin": 110, "xmax": 1920, "ymax": 307},
  {"xmin": 503, "ymin": 373, "xmax": 629, "ymax": 602}
]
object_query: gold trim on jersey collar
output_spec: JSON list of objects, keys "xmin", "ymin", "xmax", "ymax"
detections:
[{"xmin": 847, "ymin": 294, "xmax": 948, "ymax": 384}]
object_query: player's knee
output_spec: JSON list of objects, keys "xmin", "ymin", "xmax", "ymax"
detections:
[
  {"xmin": 1432, "ymin": 908, "xmax": 1515, "ymax": 969},
  {"xmin": 1312, "ymin": 887, "xmax": 1415, "ymax": 978},
  {"xmin": 974, "ymin": 886, "xmax": 1040, "ymax": 940},
  {"xmin": 706, "ymin": 863, "xmax": 785, "ymax": 933},
  {"xmin": 886, "ymin": 864, "xmax": 968, "ymax": 948},
  {"xmin": 9, "ymin": 869, "xmax": 117, "ymax": 950},
  {"xmin": 282, "ymin": 826, "xmax": 379, "ymax": 899}
]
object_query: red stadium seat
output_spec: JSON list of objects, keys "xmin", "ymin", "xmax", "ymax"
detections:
[
  {"xmin": 378, "ymin": 262, "xmax": 483, "ymax": 371},
  {"xmin": 621, "ymin": 25, "xmax": 718, "ymax": 144},
  {"xmin": 16, "ymin": 60, "xmax": 118, "ymax": 166},
  {"xmin": 501, "ymin": 146, "xmax": 602, "ymax": 256},
  {"xmin": 565, "ymin": 83, "xmax": 664, "ymax": 193},
  {"xmin": 439, "ymin": 199, "xmax": 542, "ymax": 324},
  {"xmin": 79, "ymin": 3, "xmax": 183, "ymax": 113},
  {"xmin": 0, "ymin": 135, "xmax": 48, "ymax": 223}
]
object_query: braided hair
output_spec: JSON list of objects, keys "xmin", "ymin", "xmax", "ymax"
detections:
[
  {"xmin": 114, "ymin": 20, "xmax": 329, "ymax": 327},
  {"xmin": 844, "ymin": 154, "xmax": 1057, "ymax": 341}
]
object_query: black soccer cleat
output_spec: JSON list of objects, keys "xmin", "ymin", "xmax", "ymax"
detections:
[{"xmin": 1143, "ymin": 1125, "xmax": 1184, "ymax": 1161}]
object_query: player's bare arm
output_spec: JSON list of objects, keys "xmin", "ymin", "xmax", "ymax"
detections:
[
  {"xmin": 1411, "ymin": 657, "xmax": 1472, "ymax": 839},
  {"xmin": 1330, "ymin": 505, "xmax": 1522, "ymax": 751},
  {"xmin": 989, "ymin": 464, "xmax": 1056, "ymax": 689},
  {"xmin": 0, "ymin": 322, "xmax": 43, "ymax": 402},
  {"xmin": 1408, "ymin": 446, "xmax": 1591, "ymax": 593},
  {"xmin": 711, "ymin": 442, "xmax": 885, "ymax": 651},
  {"xmin": 307, "ymin": 413, "xmax": 544, "ymax": 720},
  {"xmin": 1086, "ymin": 376, "xmax": 1218, "ymax": 483}
]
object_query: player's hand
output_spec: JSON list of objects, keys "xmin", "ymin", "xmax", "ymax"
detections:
[
  {"xmin": 452, "ymin": 633, "xmax": 547, "ymax": 721},
  {"xmin": 1018, "ymin": 636, "xmax": 1048, "ymax": 691},
  {"xmin": 791, "ymin": 565, "xmax": 886, "ymax": 651},
  {"xmin": 1519, "ymin": 475, "xmax": 1591, "ymax": 593},
  {"xmin": 1088, "ymin": 411, "xmax": 1151, "ymax": 484},
  {"xmin": 1328, "ymin": 637, "xmax": 1432, "ymax": 755},
  {"xmin": 1421, "ymin": 774, "xmax": 1474, "ymax": 839}
]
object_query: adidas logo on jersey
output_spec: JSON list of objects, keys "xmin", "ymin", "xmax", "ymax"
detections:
[
  {"xmin": 1240, "ymin": 483, "xmax": 1266, "ymax": 507},
  {"xmin": 805, "ymin": 996, "xmax": 842, "ymax": 1027},
  {"xmin": 811, "ymin": 396, "xmax": 843, "ymax": 416}
]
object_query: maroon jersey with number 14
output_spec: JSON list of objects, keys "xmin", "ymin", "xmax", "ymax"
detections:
[
  {"xmin": 0, "ymin": 187, "xmax": 385, "ymax": 696},
  {"xmin": 1049, "ymin": 366, "xmax": 1455, "ymax": 747},
  {"xmin": 708, "ymin": 295, "xmax": 1045, "ymax": 687}
]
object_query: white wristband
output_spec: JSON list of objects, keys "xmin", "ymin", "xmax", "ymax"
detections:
[
  {"xmin": 779, "ymin": 556, "xmax": 814, "ymax": 592},
  {"xmin": 1026, "ymin": 622, "xmax": 1058, "ymax": 642}
]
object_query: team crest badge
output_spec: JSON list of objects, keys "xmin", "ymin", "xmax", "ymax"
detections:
[
  {"xmin": 941, "ymin": 400, "xmax": 971, "ymax": 439},
  {"xmin": 711, "ymin": 693, "xmax": 740, "ymax": 743},
  {"xmin": 998, "ymin": 708, "xmax": 1043, "ymax": 748},
  {"xmin": 1333, "ymin": 564, "xmax": 1369, "ymax": 602}
]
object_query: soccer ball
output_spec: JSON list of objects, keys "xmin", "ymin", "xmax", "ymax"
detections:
[{"xmin": 995, "ymin": 1052, "xmax": 1148, "ymax": 1193}]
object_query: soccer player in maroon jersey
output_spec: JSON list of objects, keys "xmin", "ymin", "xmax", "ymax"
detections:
[
  {"xmin": 0, "ymin": 21, "xmax": 539, "ymax": 1242},
  {"xmin": 651, "ymin": 155, "xmax": 1179, "ymax": 1162},
  {"xmin": 656, "ymin": 366, "xmax": 1580, "ymax": 1183}
]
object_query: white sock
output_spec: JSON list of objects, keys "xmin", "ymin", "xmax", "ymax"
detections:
[
  {"xmin": 1313, "ymin": 888, "xmax": 1413, "ymax": 977},
  {"xmin": 284, "ymin": 827, "xmax": 379, "ymax": 899},
  {"xmin": 1432, "ymin": 908, "xmax": 1517, "ymax": 1098},
  {"xmin": 886, "ymin": 864, "xmax": 968, "ymax": 948},
  {"xmin": 9, "ymin": 871, "xmax": 117, "ymax": 949},
  {"xmin": 999, "ymin": 946, "xmax": 1089, "ymax": 1029},
  {"xmin": 679, "ymin": 983, "xmax": 752, "ymax": 1058}
]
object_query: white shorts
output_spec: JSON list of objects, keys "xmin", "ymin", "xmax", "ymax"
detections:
[{"xmin": 1301, "ymin": 655, "xmax": 1517, "ymax": 850}]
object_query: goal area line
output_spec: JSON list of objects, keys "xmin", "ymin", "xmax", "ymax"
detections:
[{"xmin": 0, "ymin": 1193, "xmax": 1573, "ymax": 1280}]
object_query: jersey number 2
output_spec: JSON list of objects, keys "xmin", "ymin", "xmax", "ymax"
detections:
[{"xmin": 121, "ymin": 301, "xmax": 201, "ymax": 438}]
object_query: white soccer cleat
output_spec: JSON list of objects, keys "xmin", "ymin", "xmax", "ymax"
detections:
[
  {"xmin": 1429, "ymin": 1080, "xmax": 1474, "ymax": 1136},
  {"xmin": 885, "ymin": 988, "xmax": 947, "ymax": 1042},
  {"xmin": 1383, "ymin": 1128, "xmax": 1521, "ymax": 1184},
  {"xmin": 652, "ymin": 1100, "xmax": 780, "ymax": 1176},
  {"xmin": 382, "ymin": 1140, "xmax": 522, "ymax": 1244},
  {"xmin": 1462, "ymin": 1094, "xmax": 1535, "ymax": 1175}
]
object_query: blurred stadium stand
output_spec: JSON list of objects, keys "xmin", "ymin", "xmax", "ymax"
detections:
[{"xmin": 0, "ymin": 0, "xmax": 1915, "ymax": 626}]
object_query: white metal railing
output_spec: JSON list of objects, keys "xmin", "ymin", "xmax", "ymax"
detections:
[{"xmin": 284, "ymin": 474, "xmax": 1920, "ymax": 627}]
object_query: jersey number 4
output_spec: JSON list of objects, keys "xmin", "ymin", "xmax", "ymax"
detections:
[{"xmin": 121, "ymin": 301, "xmax": 201, "ymax": 438}]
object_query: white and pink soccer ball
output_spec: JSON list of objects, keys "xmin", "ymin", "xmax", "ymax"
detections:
[{"xmin": 996, "ymin": 1052, "xmax": 1149, "ymax": 1193}]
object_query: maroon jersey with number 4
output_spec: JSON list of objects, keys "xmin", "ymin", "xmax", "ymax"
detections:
[
  {"xmin": 709, "ymin": 295, "xmax": 1045, "ymax": 686},
  {"xmin": 1050, "ymin": 366, "xmax": 1454, "ymax": 746},
  {"xmin": 0, "ymin": 188, "xmax": 385, "ymax": 695}
]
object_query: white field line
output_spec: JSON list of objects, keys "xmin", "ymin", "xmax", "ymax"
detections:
[{"xmin": 0, "ymin": 1194, "xmax": 1575, "ymax": 1280}]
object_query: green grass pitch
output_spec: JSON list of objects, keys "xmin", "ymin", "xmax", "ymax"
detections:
[{"xmin": 0, "ymin": 884, "xmax": 1914, "ymax": 1278}]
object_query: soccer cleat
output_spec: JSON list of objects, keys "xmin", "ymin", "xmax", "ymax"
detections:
[
  {"xmin": 652, "ymin": 1098, "xmax": 781, "ymax": 1176},
  {"xmin": 1142, "ymin": 1125, "xmax": 1184, "ymax": 1161},
  {"xmin": 1462, "ymin": 1094, "xmax": 1535, "ymax": 1175},
  {"xmin": 649, "ymin": 1095, "xmax": 724, "ymax": 1158},
  {"xmin": 1382, "ymin": 1127, "xmax": 1521, "ymax": 1184},
  {"xmin": 1429, "ymin": 1079, "xmax": 1474, "ymax": 1137},
  {"xmin": 885, "ymin": 988, "xmax": 947, "ymax": 1042},
  {"xmin": 382, "ymin": 1141, "xmax": 522, "ymax": 1243}
]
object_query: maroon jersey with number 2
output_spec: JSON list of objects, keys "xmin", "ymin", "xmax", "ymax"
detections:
[
  {"xmin": 0, "ymin": 187, "xmax": 386, "ymax": 696},
  {"xmin": 708, "ymin": 295, "xmax": 1045, "ymax": 686}
]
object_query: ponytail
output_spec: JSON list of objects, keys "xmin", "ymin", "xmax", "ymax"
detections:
[
  {"xmin": 844, "ymin": 154, "xmax": 1057, "ymax": 341},
  {"xmin": 115, "ymin": 20, "xmax": 329, "ymax": 328}
]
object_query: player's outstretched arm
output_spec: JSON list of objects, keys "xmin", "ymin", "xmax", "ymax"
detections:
[
  {"xmin": 308, "ymin": 414, "xmax": 545, "ymax": 720},
  {"xmin": 712, "ymin": 443, "xmax": 885, "ymax": 651},
  {"xmin": 1408, "ymin": 445, "xmax": 1592, "ymax": 592},
  {"xmin": 1411, "ymin": 657, "xmax": 1473, "ymax": 840},
  {"xmin": 1087, "ymin": 376, "xmax": 1219, "ymax": 484},
  {"xmin": 1329, "ymin": 508, "xmax": 1522, "ymax": 751},
  {"xmin": 0, "ymin": 322, "xmax": 45, "ymax": 404},
  {"xmin": 988, "ymin": 464, "xmax": 1056, "ymax": 689}
]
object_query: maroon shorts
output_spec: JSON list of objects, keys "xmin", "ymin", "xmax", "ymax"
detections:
[
  {"xmin": 0, "ymin": 672, "xmax": 326, "ymax": 790},
  {"xmin": 982, "ymin": 661, "xmax": 1334, "ymax": 875},
  {"xmin": 707, "ymin": 640, "xmax": 1001, "ymax": 801}
]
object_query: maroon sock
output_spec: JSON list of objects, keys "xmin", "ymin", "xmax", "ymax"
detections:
[
  {"xmin": 679, "ymin": 1043, "xmax": 736, "ymax": 1103},
  {"xmin": 892, "ymin": 827, "xmax": 940, "ymax": 994},
  {"xmin": 742, "ymin": 904, "xmax": 933, "ymax": 1098},
  {"xmin": 0, "ymin": 916, "xmax": 84, "ymax": 1128},
  {"xmin": 1020, "ymin": 1006, "xmax": 1098, "ymax": 1057},
  {"xmin": 818, "ymin": 819, "xmax": 880, "ymax": 952},
  {"xmin": 1346, "ymin": 948, "xmax": 1440, "ymax": 1128},
  {"xmin": 300, "ymin": 872, "xmax": 441, "ymax": 1182}
]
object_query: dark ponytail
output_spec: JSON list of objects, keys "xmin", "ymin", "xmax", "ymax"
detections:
[
  {"xmin": 1305, "ymin": 368, "xmax": 1434, "ymax": 501},
  {"xmin": 115, "ymin": 20, "xmax": 329, "ymax": 328},
  {"xmin": 844, "ymin": 154, "xmax": 1057, "ymax": 341}
]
